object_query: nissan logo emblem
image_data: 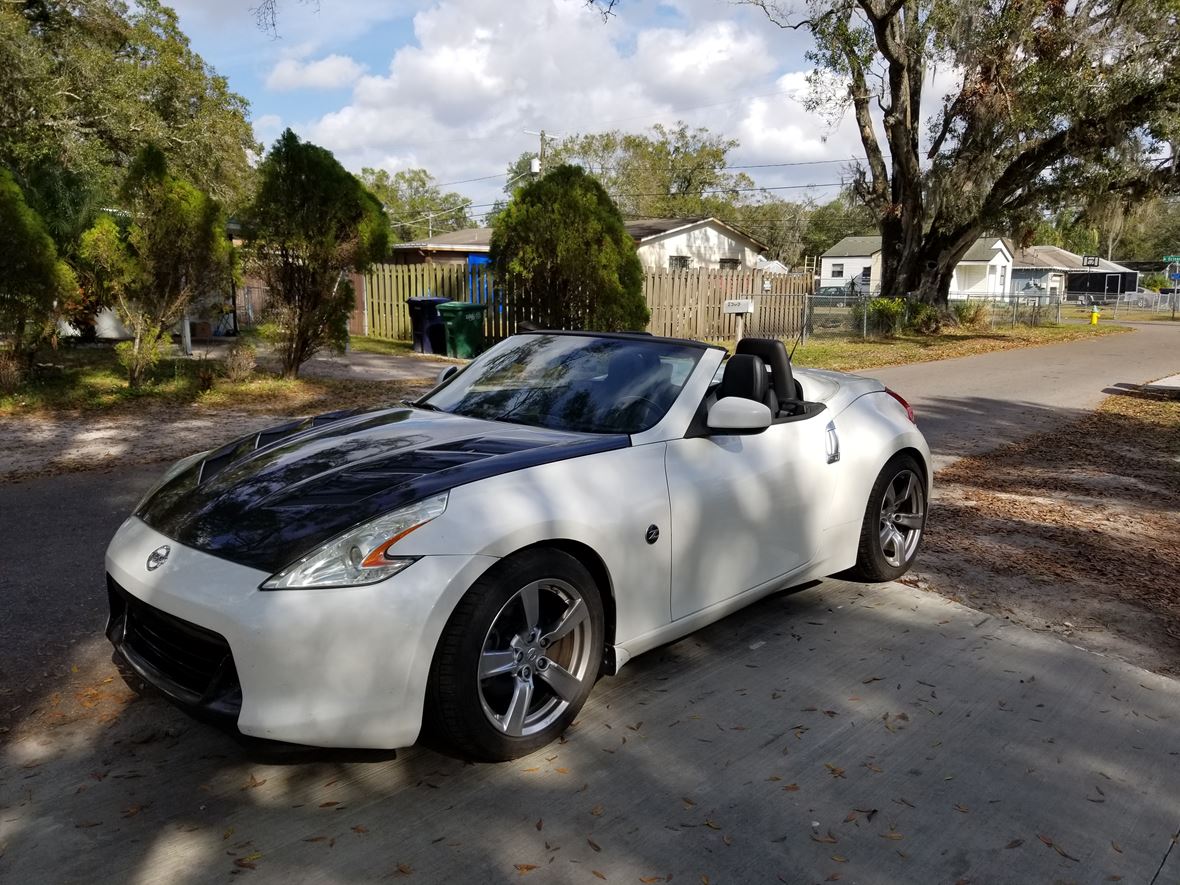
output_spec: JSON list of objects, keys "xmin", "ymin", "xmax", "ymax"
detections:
[{"xmin": 146, "ymin": 545, "xmax": 171, "ymax": 571}]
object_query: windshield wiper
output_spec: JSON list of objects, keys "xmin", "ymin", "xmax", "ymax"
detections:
[{"xmin": 402, "ymin": 399, "xmax": 443, "ymax": 411}]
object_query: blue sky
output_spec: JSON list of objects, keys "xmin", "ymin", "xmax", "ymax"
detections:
[{"xmin": 168, "ymin": 0, "xmax": 865, "ymax": 216}]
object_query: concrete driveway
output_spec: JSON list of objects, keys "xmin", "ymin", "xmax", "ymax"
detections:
[{"xmin": 3, "ymin": 323, "xmax": 1179, "ymax": 884}]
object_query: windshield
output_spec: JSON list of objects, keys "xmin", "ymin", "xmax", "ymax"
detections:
[{"xmin": 422, "ymin": 333, "xmax": 705, "ymax": 434}]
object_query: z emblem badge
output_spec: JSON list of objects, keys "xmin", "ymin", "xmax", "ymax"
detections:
[{"xmin": 146, "ymin": 545, "xmax": 171, "ymax": 571}]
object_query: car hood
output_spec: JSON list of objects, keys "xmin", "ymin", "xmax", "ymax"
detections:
[{"xmin": 137, "ymin": 407, "xmax": 628, "ymax": 573}]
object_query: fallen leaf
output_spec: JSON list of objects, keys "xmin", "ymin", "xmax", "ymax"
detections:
[
  {"xmin": 831, "ymin": 855, "xmax": 848, "ymax": 863},
  {"xmin": 514, "ymin": 864, "xmax": 538, "ymax": 875},
  {"xmin": 1038, "ymin": 834, "xmax": 1054, "ymax": 848},
  {"xmin": 954, "ymin": 804, "xmax": 969, "ymax": 814},
  {"xmin": 535, "ymin": 819, "xmax": 543, "ymax": 831},
  {"xmin": 75, "ymin": 821, "xmax": 102, "ymax": 828},
  {"xmin": 682, "ymin": 797, "xmax": 696, "ymax": 807},
  {"xmin": 352, "ymin": 825, "xmax": 368, "ymax": 834},
  {"xmin": 303, "ymin": 836, "xmax": 328, "ymax": 843},
  {"xmin": 587, "ymin": 838, "xmax": 601, "ymax": 852},
  {"xmin": 862, "ymin": 676, "xmax": 883, "ymax": 684},
  {"xmin": 825, "ymin": 875, "xmax": 841, "ymax": 882},
  {"xmin": 783, "ymin": 784, "xmax": 800, "ymax": 792},
  {"xmin": 122, "ymin": 804, "xmax": 147, "ymax": 818},
  {"xmin": 880, "ymin": 831, "xmax": 904, "ymax": 841},
  {"xmin": 704, "ymin": 819, "xmax": 721, "ymax": 830},
  {"xmin": 811, "ymin": 830, "xmax": 838, "ymax": 844},
  {"xmin": 395, "ymin": 863, "xmax": 413, "ymax": 876},
  {"xmin": 320, "ymin": 801, "xmax": 339, "ymax": 808},
  {"xmin": 824, "ymin": 763, "xmax": 846, "ymax": 779},
  {"xmin": 233, "ymin": 859, "xmax": 257, "ymax": 870},
  {"xmin": 1004, "ymin": 839, "xmax": 1023, "ymax": 849},
  {"xmin": 1111, "ymin": 841, "xmax": 1123, "ymax": 854},
  {"xmin": 865, "ymin": 762, "xmax": 883, "ymax": 773},
  {"xmin": 242, "ymin": 773, "xmax": 267, "ymax": 791},
  {"xmin": 843, "ymin": 811, "xmax": 858, "ymax": 823},
  {"xmin": 1053, "ymin": 844, "xmax": 1080, "ymax": 862},
  {"xmin": 592, "ymin": 871, "xmax": 606, "ymax": 880},
  {"xmin": 640, "ymin": 878, "xmax": 663, "ymax": 884},
  {"xmin": 591, "ymin": 804, "xmax": 605, "ymax": 816},
  {"xmin": 722, "ymin": 835, "xmax": 733, "ymax": 847}
]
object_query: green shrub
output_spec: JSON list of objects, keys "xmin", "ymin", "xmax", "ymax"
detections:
[
  {"xmin": 222, "ymin": 342, "xmax": 257, "ymax": 383},
  {"xmin": 951, "ymin": 300, "xmax": 988, "ymax": 327},
  {"xmin": 908, "ymin": 301, "xmax": 944, "ymax": 335},
  {"xmin": 851, "ymin": 297, "xmax": 907, "ymax": 336},
  {"xmin": 114, "ymin": 327, "xmax": 169, "ymax": 388}
]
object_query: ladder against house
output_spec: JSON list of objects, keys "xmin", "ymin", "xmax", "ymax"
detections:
[{"xmin": 801, "ymin": 255, "xmax": 819, "ymax": 290}]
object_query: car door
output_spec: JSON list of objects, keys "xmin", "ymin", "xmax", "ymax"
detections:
[{"xmin": 664, "ymin": 416, "xmax": 827, "ymax": 621}]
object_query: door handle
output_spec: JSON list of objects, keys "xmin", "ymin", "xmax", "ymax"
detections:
[{"xmin": 825, "ymin": 421, "xmax": 840, "ymax": 464}]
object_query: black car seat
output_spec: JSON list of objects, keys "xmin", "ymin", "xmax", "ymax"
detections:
[
  {"xmin": 735, "ymin": 338, "xmax": 800, "ymax": 416},
  {"xmin": 718, "ymin": 354, "xmax": 778, "ymax": 416}
]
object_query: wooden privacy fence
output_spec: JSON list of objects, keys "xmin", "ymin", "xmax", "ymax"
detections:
[{"xmin": 358, "ymin": 264, "xmax": 809, "ymax": 343}]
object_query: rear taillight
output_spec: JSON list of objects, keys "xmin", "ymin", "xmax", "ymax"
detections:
[{"xmin": 886, "ymin": 388, "xmax": 916, "ymax": 423}]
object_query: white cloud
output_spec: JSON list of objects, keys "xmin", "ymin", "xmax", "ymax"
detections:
[
  {"xmin": 252, "ymin": 113, "xmax": 285, "ymax": 146},
  {"xmin": 266, "ymin": 54, "xmax": 366, "ymax": 91}
]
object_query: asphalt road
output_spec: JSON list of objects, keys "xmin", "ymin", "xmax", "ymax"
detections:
[{"xmin": 2, "ymin": 324, "xmax": 1178, "ymax": 884}]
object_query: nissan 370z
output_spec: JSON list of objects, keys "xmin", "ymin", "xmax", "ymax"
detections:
[{"xmin": 105, "ymin": 331, "xmax": 930, "ymax": 761}]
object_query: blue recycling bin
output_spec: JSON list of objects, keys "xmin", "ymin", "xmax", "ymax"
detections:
[{"xmin": 406, "ymin": 296, "xmax": 451, "ymax": 354}]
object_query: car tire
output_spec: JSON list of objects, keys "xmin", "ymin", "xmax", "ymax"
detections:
[
  {"xmin": 846, "ymin": 454, "xmax": 927, "ymax": 583},
  {"xmin": 425, "ymin": 548, "xmax": 605, "ymax": 762}
]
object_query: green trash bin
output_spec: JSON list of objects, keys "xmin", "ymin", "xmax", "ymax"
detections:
[{"xmin": 437, "ymin": 301, "xmax": 488, "ymax": 358}]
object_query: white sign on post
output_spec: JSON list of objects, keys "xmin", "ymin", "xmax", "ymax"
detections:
[
  {"xmin": 723, "ymin": 298, "xmax": 755, "ymax": 341},
  {"xmin": 723, "ymin": 299, "xmax": 755, "ymax": 314}
]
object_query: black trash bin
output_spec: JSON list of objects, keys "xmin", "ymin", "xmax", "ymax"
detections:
[
  {"xmin": 406, "ymin": 296, "xmax": 451, "ymax": 354},
  {"xmin": 437, "ymin": 301, "xmax": 488, "ymax": 358}
]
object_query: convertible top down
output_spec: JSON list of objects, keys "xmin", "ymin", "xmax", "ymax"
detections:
[{"xmin": 105, "ymin": 331, "xmax": 930, "ymax": 759}]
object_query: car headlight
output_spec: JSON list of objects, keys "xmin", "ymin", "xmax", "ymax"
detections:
[{"xmin": 261, "ymin": 493, "xmax": 448, "ymax": 590}]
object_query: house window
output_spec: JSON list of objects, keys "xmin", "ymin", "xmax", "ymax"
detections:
[
  {"xmin": 998, "ymin": 266, "xmax": 1007, "ymax": 293},
  {"xmin": 669, "ymin": 255, "xmax": 691, "ymax": 270},
  {"xmin": 831, "ymin": 263, "xmax": 844, "ymax": 278},
  {"xmin": 719, "ymin": 258, "xmax": 740, "ymax": 270}
]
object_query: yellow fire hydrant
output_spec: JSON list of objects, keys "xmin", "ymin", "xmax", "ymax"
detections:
[{"xmin": 1090, "ymin": 305, "xmax": 1100, "ymax": 325}]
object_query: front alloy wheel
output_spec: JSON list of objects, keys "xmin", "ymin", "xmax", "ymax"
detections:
[
  {"xmin": 477, "ymin": 579, "xmax": 596, "ymax": 738},
  {"xmin": 426, "ymin": 549, "xmax": 604, "ymax": 761},
  {"xmin": 848, "ymin": 454, "xmax": 928, "ymax": 582}
]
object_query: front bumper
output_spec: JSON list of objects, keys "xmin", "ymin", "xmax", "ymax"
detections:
[{"xmin": 105, "ymin": 516, "xmax": 498, "ymax": 749}]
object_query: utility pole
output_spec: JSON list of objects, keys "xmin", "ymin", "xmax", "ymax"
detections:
[{"xmin": 539, "ymin": 129, "xmax": 546, "ymax": 174}]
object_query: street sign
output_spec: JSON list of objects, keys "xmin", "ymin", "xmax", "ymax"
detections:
[
  {"xmin": 1170, "ymin": 272, "xmax": 1180, "ymax": 282},
  {"xmin": 1082, "ymin": 255, "xmax": 1100, "ymax": 267},
  {"xmin": 1164, "ymin": 255, "xmax": 1180, "ymax": 262}
]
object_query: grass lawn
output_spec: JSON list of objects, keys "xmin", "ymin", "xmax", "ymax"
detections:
[
  {"xmin": 0, "ymin": 345, "xmax": 425, "ymax": 418},
  {"xmin": 785, "ymin": 323, "xmax": 1131, "ymax": 373}
]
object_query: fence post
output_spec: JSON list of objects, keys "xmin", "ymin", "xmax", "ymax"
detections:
[
  {"xmin": 862, "ymin": 294, "xmax": 868, "ymax": 338},
  {"xmin": 1012, "ymin": 297, "xmax": 1017, "ymax": 327}
]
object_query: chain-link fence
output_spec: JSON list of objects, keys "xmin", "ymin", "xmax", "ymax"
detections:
[
  {"xmin": 1059, "ymin": 291, "xmax": 1178, "ymax": 322},
  {"xmin": 802, "ymin": 293, "xmax": 1075, "ymax": 341}
]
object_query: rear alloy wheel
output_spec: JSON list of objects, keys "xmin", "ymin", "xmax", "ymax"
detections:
[
  {"xmin": 426, "ymin": 549, "xmax": 604, "ymax": 761},
  {"xmin": 847, "ymin": 455, "xmax": 927, "ymax": 582}
]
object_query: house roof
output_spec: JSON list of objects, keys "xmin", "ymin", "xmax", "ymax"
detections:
[
  {"xmin": 822, "ymin": 236, "xmax": 883, "ymax": 258},
  {"xmin": 823, "ymin": 235, "xmax": 1016, "ymax": 262},
  {"xmin": 624, "ymin": 217, "xmax": 769, "ymax": 253},
  {"xmin": 391, "ymin": 217, "xmax": 769, "ymax": 254},
  {"xmin": 1011, "ymin": 245, "xmax": 1135, "ymax": 273},
  {"xmin": 959, "ymin": 237, "xmax": 1015, "ymax": 262},
  {"xmin": 392, "ymin": 227, "xmax": 492, "ymax": 252}
]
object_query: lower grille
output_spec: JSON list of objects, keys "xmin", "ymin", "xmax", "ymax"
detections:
[{"xmin": 106, "ymin": 576, "xmax": 242, "ymax": 717}]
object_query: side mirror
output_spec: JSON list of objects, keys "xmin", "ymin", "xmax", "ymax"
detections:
[
  {"xmin": 707, "ymin": 397, "xmax": 772, "ymax": 433},
  {"xmin": 435, "ymin": 365, "xmax": 459, "ymax": 386}
]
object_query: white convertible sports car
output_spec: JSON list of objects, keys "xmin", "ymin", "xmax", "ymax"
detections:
[{"xmin": 105, "ymin": 331, "xmax": 930, "ymax": 760}]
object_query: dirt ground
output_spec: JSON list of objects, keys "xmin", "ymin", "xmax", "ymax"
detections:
[{"xmin": 913, "ymin": 389, "xmax": 1180, "ymax": 677}]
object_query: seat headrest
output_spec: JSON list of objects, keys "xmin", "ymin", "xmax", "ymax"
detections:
[
  {"xmin": 735, "ymin": 337, "xmax": 795, "ymax": 403},
  {"xmin": 719, "ymin": 354, "xmax": 769, "ymax": 403}
]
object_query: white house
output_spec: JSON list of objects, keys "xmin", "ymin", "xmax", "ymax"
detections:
[
  {"xmin": 820, "ymin": 235, "xmax": 1015, "ymax": 298},
  {"xmin": 623, "ymin": 218, "xmax": 768, "ymax": 271},
  {"xmin": 390, "ymin": 217, "xmax": 769, "ymax": 272}
]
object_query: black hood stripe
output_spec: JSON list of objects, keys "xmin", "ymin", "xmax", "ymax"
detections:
[{"xmin": 137, "ymin": 407, "xmax": 628, "ymax": 573}]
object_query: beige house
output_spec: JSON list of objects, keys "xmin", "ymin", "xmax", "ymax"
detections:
[{"xmin": 390, "ymin": 217, "xmax": 768, "ymax": 272}]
